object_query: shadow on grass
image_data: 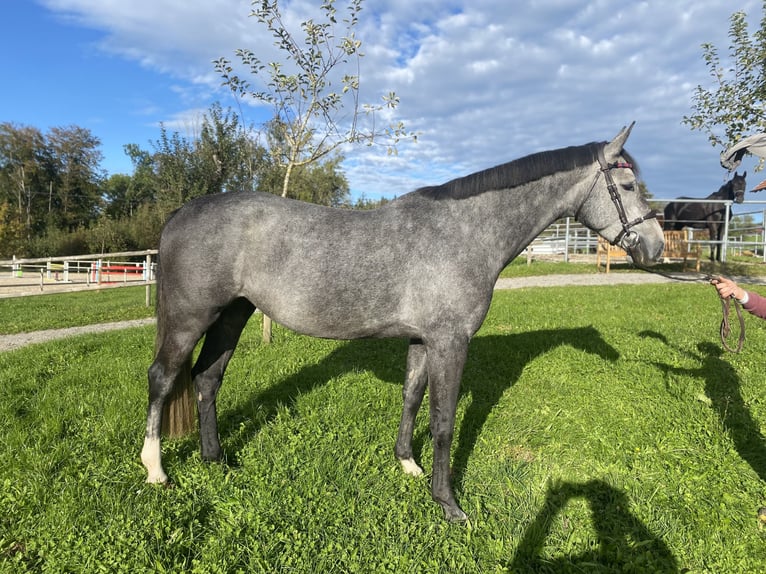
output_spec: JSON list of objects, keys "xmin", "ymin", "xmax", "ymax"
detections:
[
  {"xmin": 453, "ymin": 326, "xmax": 619, "ymax": 485},
  {"xmin": 507, "ymin": 480, "xmax": 679, "ymax": 572},
  {"xmin": 643, "ymin": 330, "xmax": 766, "ymax": 482},
  {"xmin": 199, "ymin": 328, "xmax": 678, "ymax": 568},
  {"xmin": 220, "ymin": 326, "xmax": 620, "ymax": 485}
]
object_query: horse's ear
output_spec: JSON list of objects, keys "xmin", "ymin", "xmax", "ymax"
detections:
[{"xmin": 604, "ymin": 121, "xmax": 635, "ymax": 158}]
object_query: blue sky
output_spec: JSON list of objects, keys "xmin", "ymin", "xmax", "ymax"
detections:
[{"xmin": 2, "ymin": 0, "xmax": 763, "ymax": 203}]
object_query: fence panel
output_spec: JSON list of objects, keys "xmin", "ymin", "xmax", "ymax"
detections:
[{"xmin": 0, "ymin": 250, "xmax": 157, "ymax": 300}]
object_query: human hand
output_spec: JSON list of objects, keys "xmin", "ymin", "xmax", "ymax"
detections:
[{"xmin": 710, "ymin": 276, "xmax": 746, "ymax": 301}]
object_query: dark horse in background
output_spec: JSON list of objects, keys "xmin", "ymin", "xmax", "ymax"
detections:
[
  {"xmin": 141, "ymin": 124, "xmax": 665, "ymax": 522},
  {"xmin": 663, "ymin": 172, "xmax": 746, "ymax": 261}
]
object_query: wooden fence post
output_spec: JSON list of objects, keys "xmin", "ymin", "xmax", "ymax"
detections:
[{"xmin": 262, "ymin": 314, "xmax": 272, "ymax": 344}]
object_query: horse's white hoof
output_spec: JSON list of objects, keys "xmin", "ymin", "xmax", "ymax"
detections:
[
  {"xmin": 145, "ymin": 471, "xmax": 169, "ymax": 484},
  {"xmin": 399, "ymin": 457, "xmax": 424, "ymax": 477},
  {"xmin": 141, "ymin": 437, "xmax": 168, "ymax": 484}
]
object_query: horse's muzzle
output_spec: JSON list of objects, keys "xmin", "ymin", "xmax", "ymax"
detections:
[{"xmin": 627, "ymin": 235, "xmax": 665, "ymax": 267}]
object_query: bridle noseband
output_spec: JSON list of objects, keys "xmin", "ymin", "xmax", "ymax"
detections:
[{"xmin": 595, "ymin": 148, "xmax": 657, "ymax": 250}]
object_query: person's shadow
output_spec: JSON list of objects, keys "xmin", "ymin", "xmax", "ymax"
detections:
[
  {"xmin": 217, "ymin": 326, "xmax": 620, "ymax": 484},
  {"xmin": 507, "ymin": 479, "xmax": 679, "ymax": 572},
  {"xmin": 644, "ymin": 331, "xmax": 766, "ymax": 482}
]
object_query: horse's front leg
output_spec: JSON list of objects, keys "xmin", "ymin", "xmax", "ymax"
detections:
[
  {"xmin": 709, "ymin": 222, "xmax": 721, "ymax": 262},
  {"xmin": 395, "ymin": 339, "xmax": 428, "ymax": 476},
  {"xmin": 426, "ymin": 336, "xmax": 469, "ymax": 522}
]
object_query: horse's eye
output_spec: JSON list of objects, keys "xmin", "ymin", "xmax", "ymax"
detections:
[{"xmin": 622, "ymin": 182, "xmax": 635, "ymax": 192}]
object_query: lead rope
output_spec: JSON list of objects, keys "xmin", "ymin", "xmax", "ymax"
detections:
[
  {"xmin": 632, "ymin": 263, "xmax": 746, "ymax": 353},
  {"xmin": 720, "ymin": 297, "xmax": 745, "ymax": 354}
]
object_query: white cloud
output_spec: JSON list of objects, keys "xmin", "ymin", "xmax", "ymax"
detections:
[{"xmin": 40, "ymin": 0, "xmax": 765, "ymax": 200}]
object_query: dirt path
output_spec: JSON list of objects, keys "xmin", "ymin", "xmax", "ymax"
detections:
[{"xmin": 0, "ymin": 272, "xmax": 751, "ymax": 353}]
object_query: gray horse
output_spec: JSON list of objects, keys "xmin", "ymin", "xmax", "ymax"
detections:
[{"xmin": 141, "ymin": 124, "xmax": 664, "ymax": 521}]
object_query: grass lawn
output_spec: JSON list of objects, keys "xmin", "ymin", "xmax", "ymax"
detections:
[
  {"xmin": 0, "ymin": 286, "xmax": 155, "ymax": 335},
  {"xmin": 1, "ymin": 279, "xmax": 766, "ymax": 571}
]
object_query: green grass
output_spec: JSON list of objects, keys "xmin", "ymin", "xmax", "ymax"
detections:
[
  {"xmin": 0, "ymin": 286, "xmax": 155, "ymax": 335},
  {"xmin": 2, "ymin": 283, "xmax": 766, "ymax": 572}
]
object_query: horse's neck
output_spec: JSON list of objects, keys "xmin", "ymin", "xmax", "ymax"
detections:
[
  {"xmin": 715, "ymin": 183, "xmax": 732, "ymax": 199},
  {"xmin": 460, "ymin": 171, "xmax": 585, "ymax": 265}
]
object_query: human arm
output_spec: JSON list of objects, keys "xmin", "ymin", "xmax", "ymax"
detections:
[{"xmin": 711, "ymin": 276, "xmax": 766, "ymax": 320}]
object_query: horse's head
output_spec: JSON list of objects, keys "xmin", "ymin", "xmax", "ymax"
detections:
[
  {"xmin": 576, "ymin": 123, "xmax": 664, "ymax": 267},
  {"xmin": 729, "ymin": 171, "xmax": 746, "ymax": 203}
]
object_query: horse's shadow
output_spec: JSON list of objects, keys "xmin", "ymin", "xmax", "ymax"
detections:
[
  {"xmin": 507, "ymin": 479, "xmax": 679, "ymax": 572},
  {"xmin": 219, "ymin": 326, "xmax": 619, "ymax": 484},
  {"xmin": 643, "ymin": 330, "xmax": 766, "ymax": 482}
]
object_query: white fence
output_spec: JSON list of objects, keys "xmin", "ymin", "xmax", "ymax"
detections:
[
  {"xmin": 526, "ymin": 198, "xmax": 766, "ymax": 264},
  {"xmin": 0, "ymin": 250, "xmax": 157, "ymax": 300}
]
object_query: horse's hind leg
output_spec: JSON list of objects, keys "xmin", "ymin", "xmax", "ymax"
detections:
[
  {"xmin": 142, "ymin": 318, "xmax": 208, "ymax": 483},
  {"xmin": 192, "ymin": 298, "xmax": 255, "ymax": 462},
  {"xmin": 395, "ymin": 340, "xmax": 428, "ymax": 476}
]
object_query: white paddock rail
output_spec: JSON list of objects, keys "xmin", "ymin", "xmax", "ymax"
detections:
[{"xmin": 0, "ymin": 250, "xmax": 157, "ymax": 303}]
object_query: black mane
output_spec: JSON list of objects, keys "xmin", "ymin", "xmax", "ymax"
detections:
[{"xmin": 417, "ymin": 141, "xmax": 619, "ymax": 200}]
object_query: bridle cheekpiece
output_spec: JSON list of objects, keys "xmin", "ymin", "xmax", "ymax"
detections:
[{"xmin": 596, "ymin": 147, "xmax": 657, "ymax": 250}]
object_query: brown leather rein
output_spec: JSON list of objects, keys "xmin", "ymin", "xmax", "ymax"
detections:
[
  {"xmin": 719, "ymin": 296, "xmax": 745, "ymax": 354},
  {"xmin": 632, "ymin": 265, "xmax": 746, "ymax": 353}
]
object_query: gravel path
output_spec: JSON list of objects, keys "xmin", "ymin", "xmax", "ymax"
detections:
[
  {"xmin": 0, "ymin": 272, "xmax": 753, "ymax": 353},
  {"xmin": 0, "ymin": 318, "xmax": 156, "ymax": 353}
]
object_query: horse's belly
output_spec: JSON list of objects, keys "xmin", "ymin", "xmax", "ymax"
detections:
[{"xmin": 270, "ymin": 305, "xmax": 413, "ymax": 340}]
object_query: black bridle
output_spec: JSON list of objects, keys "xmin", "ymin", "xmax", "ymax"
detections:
[
  {"xmin": 593, "ymin": 148, "xmax": 744, "ymax": 353},
  {"xmin": 596, "ymin": 147, "xmax": 657, "ymax": 250}
]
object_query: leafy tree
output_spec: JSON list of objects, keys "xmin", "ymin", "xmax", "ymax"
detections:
[
  {"xmin": 150, "ymin": 124, "xmax": 206, "ymax": 210},
  {"xmin": 683, "ymin": 2, "xmax": 766, "ymax": 150},
  {"xmin": 0, "ymin": 201, "xmax": 25, "ymax": 257},
  {"xmin": 0, "ymin": 123, "xmax": 49, "ymax": 240},
  {"xmin": 46, "ymin": 125, "xmax": 105, "ymax": 229},
  {"xmin": 350, "ymin": 194, "xmax": 391, "ymax": 210},
  {"xmin": 215, "ymin": 0, "xmax": 413, "ymax": 197},
  {"xmin": 103, "ymin": 173, "xmax": 135, "ymax": 218},
  {"xmin": 258, "ymin": 118, "xmax": 349, "ymax": 205},
  {"xmin": 198, "ymin": 102, "xmax": 266, "ymax": 194},
  {"xmin": 287, "ymin": 155, "xmax": 349, "ymax": 206}
]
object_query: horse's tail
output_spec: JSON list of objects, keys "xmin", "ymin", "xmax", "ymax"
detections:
[
  {"xmin": 152, "ymin": 224, "xmax": 197, "ymax": 438},
  {"xmin": 152, "ymin": 207, "xmax": 178, "ymax": 358}
]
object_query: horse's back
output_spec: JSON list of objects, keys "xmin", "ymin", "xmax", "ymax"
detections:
[
  {"xmin": 159, "ymin": 191, "xmax": 375, "ymax": 287},
  {"xmin": 157, "ymin": 192, "xmax": 426, "ymax": 338}
]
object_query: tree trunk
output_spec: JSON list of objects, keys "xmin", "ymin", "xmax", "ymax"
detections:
[{"xmin": 262, "ymin": 314, "xmax": 273, "ymax": 344}]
